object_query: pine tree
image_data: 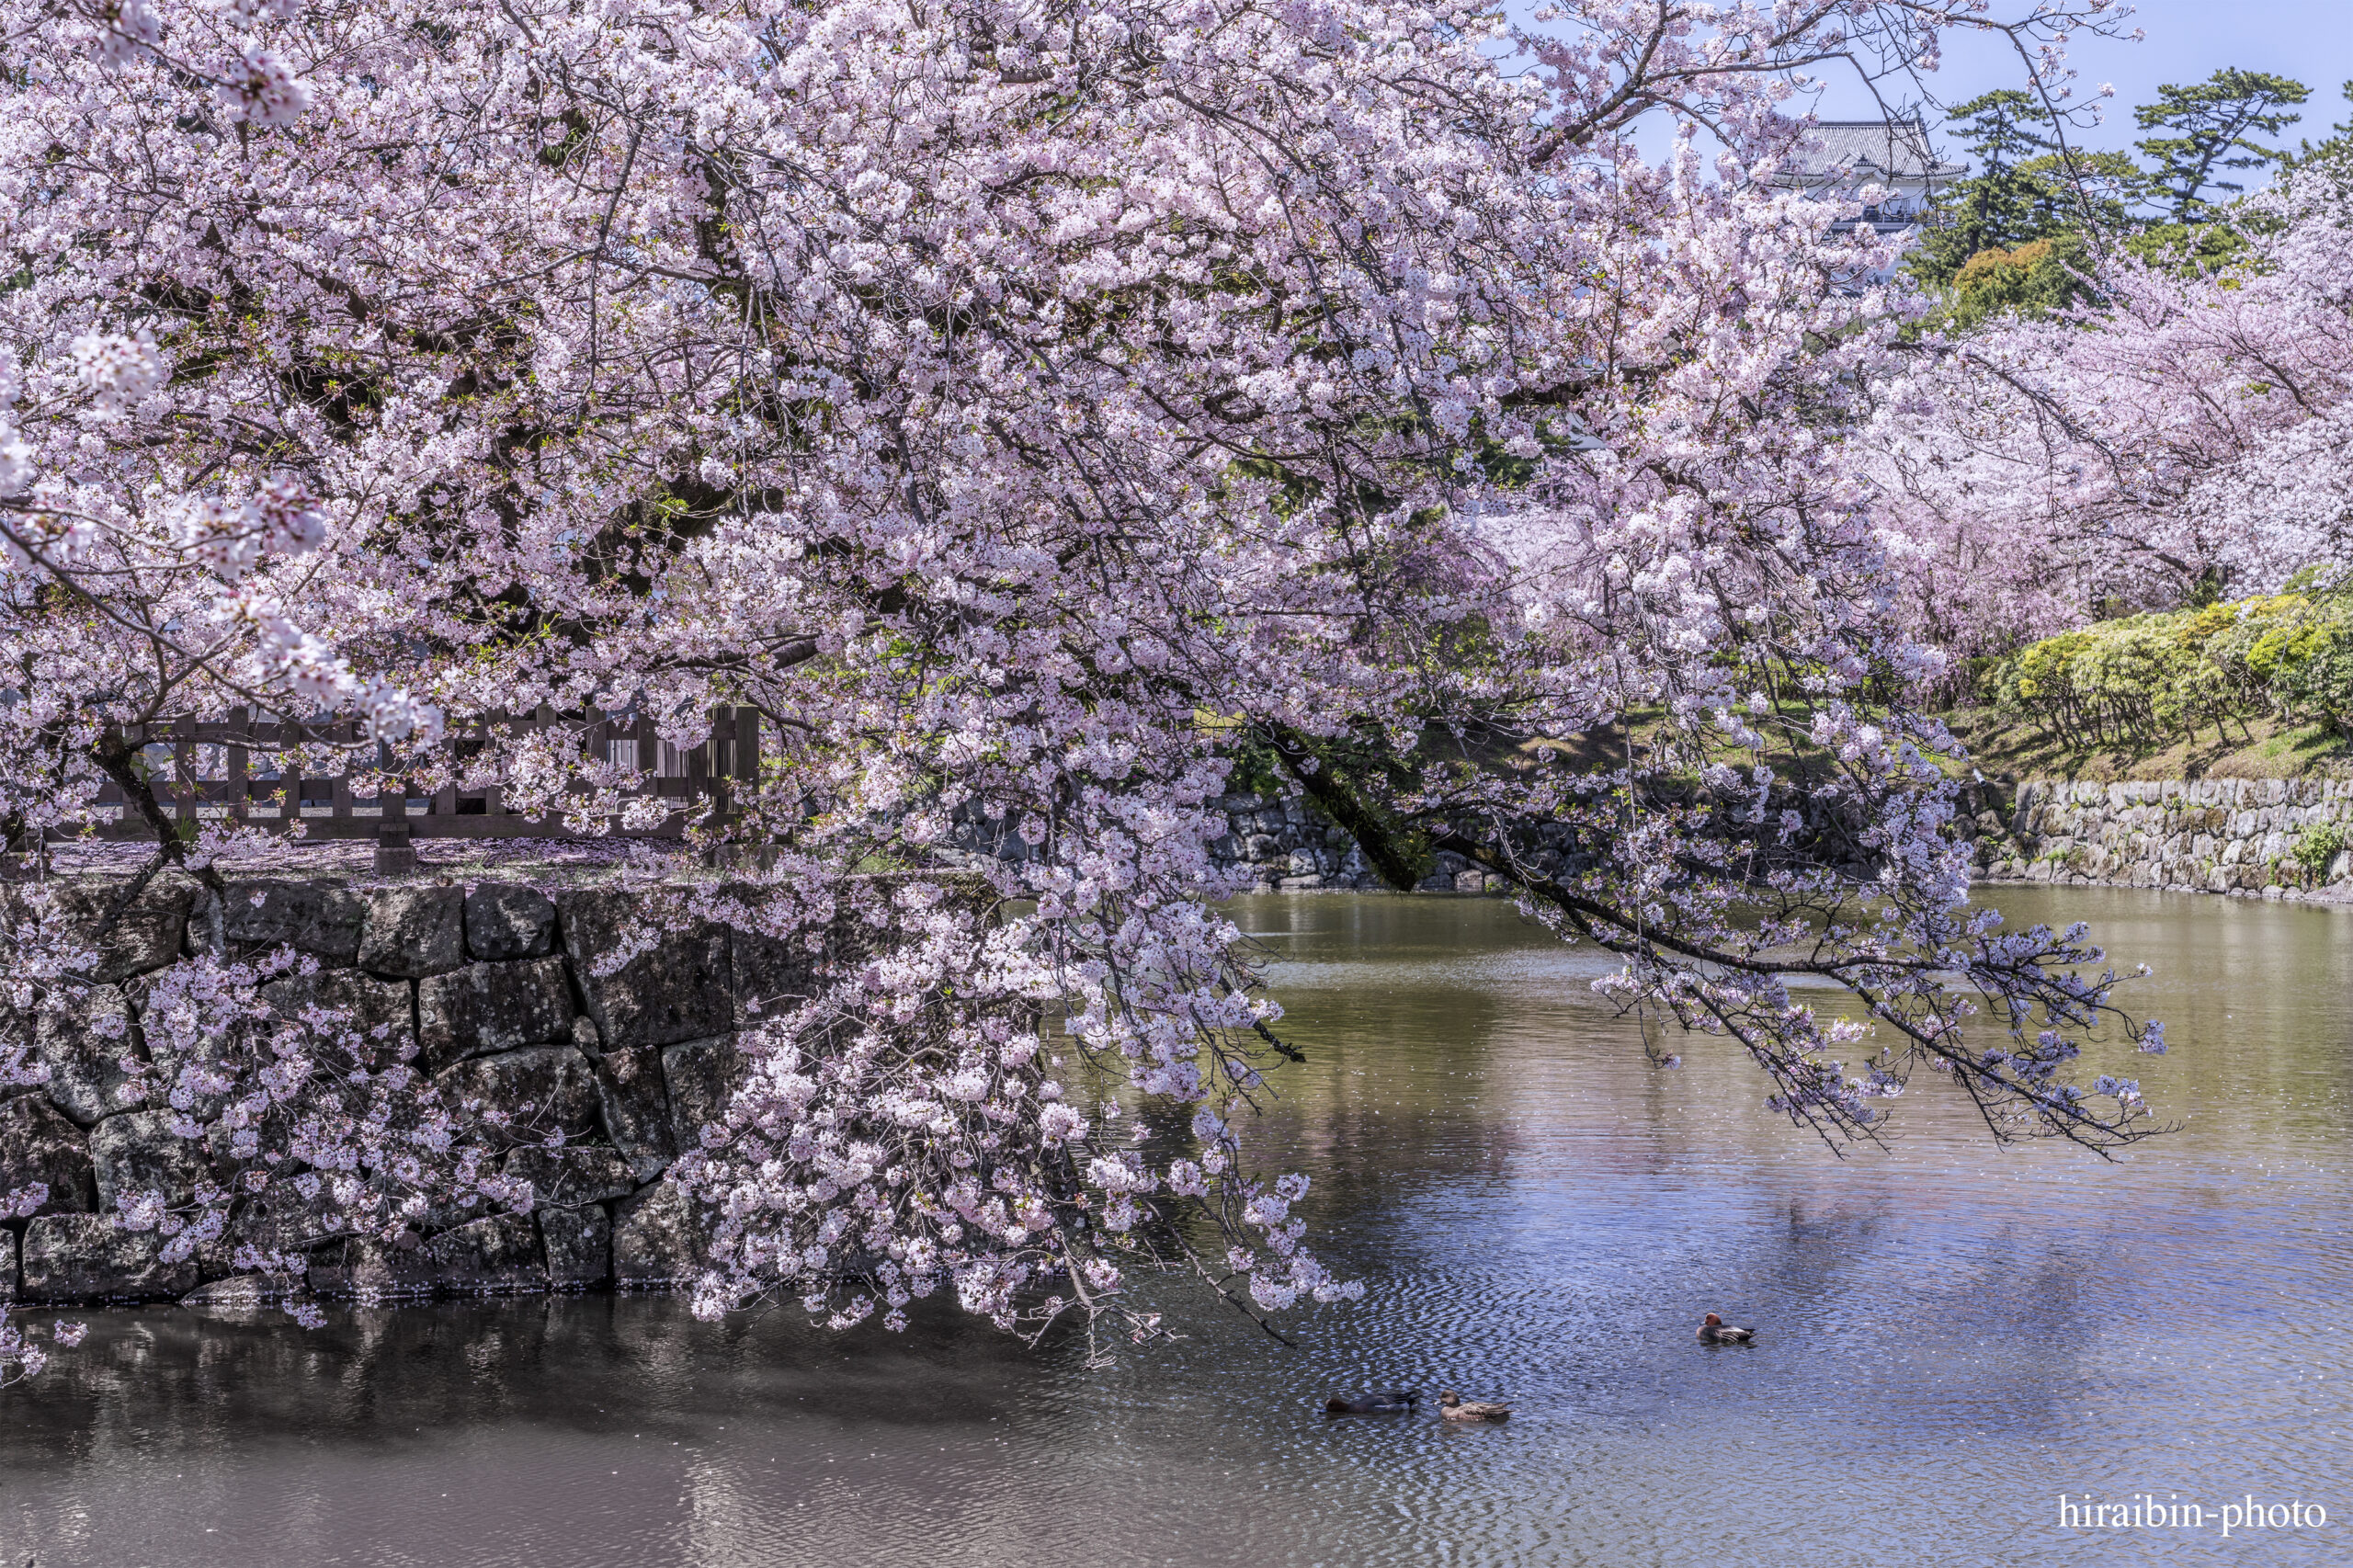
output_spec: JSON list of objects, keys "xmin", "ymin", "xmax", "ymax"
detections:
[
  {"xmin": 2289, "ymin": 81, "xmax": 2353, "ymax": 167},
  {"xmin": 2134, "ymin": 68, "xmax": 2311, "ymax": 222},
  {"xmin": 1909, "ymin": 90, "xmax": 2058, "ymax": 288},
  {"xmin": 2015, "ymin": 149, "xmax": 2141, "ymax": 237}
]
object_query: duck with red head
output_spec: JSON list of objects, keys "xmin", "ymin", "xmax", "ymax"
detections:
[{"xmin": 1697, "ymin": 1312, "xmax": 1756, "ymax": 1345}]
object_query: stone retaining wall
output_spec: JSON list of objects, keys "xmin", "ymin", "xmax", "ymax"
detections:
[
  {"xmin": 1967, "ymin": 777, "xmax": 2353, "ymax": 902},
  {"xmin": 1199, "ymin": 792, "xmax": 1516, "ymax": 892},
  {"xmin": 0, "ymin": 873, "xmax": 817, "ymax": 1308},
  {"xmin": 14, "ymin": 777, "xmax": 2340, "ymax": 1307},
  {"xmin": 1209, "ymin": 779, "xmax": 2353, "ymax": 903}
]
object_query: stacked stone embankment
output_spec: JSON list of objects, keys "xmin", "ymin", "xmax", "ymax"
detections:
[
  {"xmin": 1204, "ymin": 780, "xmax": 2353, "ymax": 904},
  {"xmin": 0, "ymin": 872, "xmax": 816, "ymax": 1307},
  {"xmin": 1199, "ymin": 792, "xmax": 1515, "ymax": 892},
  {"xmin": 12, "ymin": 779, "xmax": 2338, "ymax": 1307},
  {"xmin": 1966, "ymin": 777, "xmax": 2353, "ymax": 903}
]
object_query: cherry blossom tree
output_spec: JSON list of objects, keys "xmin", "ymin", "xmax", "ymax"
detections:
[
  {"xmin": 0, "ymin": 0, "xmax": 2167, "ymax": 1361},
  {"xmin": 1862, "ymin": 154, "xmax": 2353, "ymax": 662}
]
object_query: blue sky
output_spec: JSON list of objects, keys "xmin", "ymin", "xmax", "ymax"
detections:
[
  {"xmin": 1805, "ymin": 0, "xmax": 2353, "ymax": 171},
  {"xmin": 1515, "ymin": 2, "xmax": 2353, "ymax": 180}
]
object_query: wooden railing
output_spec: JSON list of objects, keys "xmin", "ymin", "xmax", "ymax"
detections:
[{"xmin": 80, "ymin": 707, "xmax": 766, "ymax": 858}]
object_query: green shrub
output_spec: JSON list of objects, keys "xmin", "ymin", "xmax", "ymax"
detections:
[
  {"xmin": 2294, "ymin": 823, "xmax": 2347, "ymax": 878},
  {"xmin": 1987, "ymin": 587, "xmax": 2353, "ymax": 750}
]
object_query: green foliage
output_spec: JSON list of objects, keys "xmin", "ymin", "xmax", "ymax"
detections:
[
  {"xmin": 1914, "ymin": 71, "xmax": 2321, "ymax": 309},
  {"xmin": 1987, "ymin": 587, "xmax": 2353, "ymax": 752},
  {"xmin": 2122, "ymin": 216, "xmax": 2259, "ymax": 273},
  {"xmin": 1906, "ymin": 95, "xmax": 2144, "ymax": 297},
  {"xmin": 1939, "ymin": 233, "xmax": 2098, "ymax": 329},
  {"xmin": 2134, "ymin": 68, "xmax": 2312, "ymax": 222},
  {"xmin": 1908, "ymin": 91, "xmax": 2060, "ymax": 289},
  {"xmin": 2289, "ymin": 80, "xmax": 2353, "ymax": 167},
  {"xmin": 2014, "ymin": 149, "xmax": 2143, "ymax": 233},
  {"xmin": 2292, "ymin": 822, "xmax": 2347, "ymax": 877},
  {"xmin": 1222, "ymin": 730, "xmax": 1291, "ymax": 798}
]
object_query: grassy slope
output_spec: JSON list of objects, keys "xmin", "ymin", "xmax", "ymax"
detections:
[{"xmin": 1940, "ymin": 709, "xmax": 2353, "ymax": 783}]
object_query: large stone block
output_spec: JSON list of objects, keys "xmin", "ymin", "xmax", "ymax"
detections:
[
  {"xmin": 464, "ymin": 883, "xmax": 558, "ymax": 962},
  {"xmin": 554, "ymin": 890, "xmax": 732, "ymax": 1049},
  {"xmin": 417, "ymin": 957, "xmax": 574, "ymax": 1072},
  {"xmin": 218, "ymin": 879, "xmax": 368, "ymax": 964},
  {"xmin": 258, "ymin": 969, "xmax": 415, "ymax": 1058},
  {"xmin": 540, "ymin": 1204, "xmax": 611, "ymax": 1290},
  {"xmin": 89, "ymin": 1110, "xmax": 210, "ymax": 1210},
  {"xmin": 309, "ymin": 1211, "xmax": 544, "ymax": 1298},
  {"xmin": 196, "ymin": 1192, "xmax": 358, "ymax": 1282},
  {"xmin": 504, "ymin": 1145, "xmax": 639, "ymax": 1208},
  {"xmin": 48, "ymin": 871, "xmax": 199, "ymax": 983},
  {"xmin": 434, "ymin": 1046, "xmax": 600, "ymax": 1140},
  {"xmin": 179, "ymin": 1275, "xmax": 299, "ymax": 1319},
  {"xmin": 586, "ymin": 1043, "xmax": 675, "ymax": 1185},
  {"xmin": 19, "ymin": 1213, "xmax": 198, "ymax": 1302},
  {"xmin": 33, "ymin": 984, "xmax": 143, "ymax": 1127},
  {"xmin": 723, "ymin": 881, "xmax": 926, "ymax": 1026},
  {"xmin": 358, "ymin": 887, "xmax": 466, "ymax": 978},
  {"xmin": 1, "ymin": 1226, "xmax": 14, "ymax": 1303},
  {"xmin": 661, "ymin": 1035, "xmax": 744, "ymax": 1154},
  {"xmin": 612, "ymin": 1180, "xmax": 702, "ymax": 1289},
  {"xmin": 728, "ymin": 923, "xmax": 817, "ymax": 1028},
  {"xmin": 0, "ymin": 1095, "xmax": 97, "ymax": 1213}
]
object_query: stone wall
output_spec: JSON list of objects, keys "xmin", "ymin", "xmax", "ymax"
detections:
[
  {"xmin": 1199, "ymin": 792, "xmax": 1514, "ymax": 892},
  {"xmin": 1210, "ymin": 779, "xmax": 2353, "ymax": 903},
  {"xmin": 14, "ymin": 778, "xmax": 2339, "ymax": 1307},
  {"xmin": 1, "ymin": 872, "xmax": 812, "ymax": 1308},
  {"xmin": 1964, "ymin": 777, "xmax": 2353, "ymax": 901}
]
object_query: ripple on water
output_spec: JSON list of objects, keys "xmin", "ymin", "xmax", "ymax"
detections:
[{"xmin": 5, "ymin": 887, "xmax": 2350, "ymax": 1567}]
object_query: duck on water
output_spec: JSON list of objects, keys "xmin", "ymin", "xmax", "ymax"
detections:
[
  {"xmin": 1324, "ymin": 1390, "xmax": 1420, "ymax": 1415},
  {"xmin": 1698, "ymin": 1313, "xmax": 1756, "ymax": 1345}
]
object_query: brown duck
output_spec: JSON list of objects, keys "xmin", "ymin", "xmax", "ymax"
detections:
[
  {"xmin": 1437, "ymin": 1391, "xmax": 1511, "ymax": 1422},
  {"xmin": 1324, "ymin": 1389, "xmax": 1419, "ymax": 1415},
  {"xmin": 1697, "ymin": 1312, "xmax": 1756, "ymax": 1345}
]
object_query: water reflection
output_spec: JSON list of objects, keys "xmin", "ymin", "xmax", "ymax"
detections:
[{"xmin": 4, "ymin": 888, "xmax": 2348, "ymax": 1566}]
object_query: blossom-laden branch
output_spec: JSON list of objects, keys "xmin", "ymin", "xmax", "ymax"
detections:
[
  {"xmin": 1, "ymin": 1301, "xmax": 87, "ymax": 1390},
  {"xmin": 0, "ymin": 0, "xmax": 2173, "ymax": 1371}
]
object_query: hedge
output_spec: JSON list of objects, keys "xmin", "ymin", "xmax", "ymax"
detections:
[{"xmin": 1985, "ymin": 583, "xmax": 2353, "ymax": 751}]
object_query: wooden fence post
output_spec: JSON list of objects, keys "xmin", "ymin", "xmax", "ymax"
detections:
[
  {"xmin": 376, "ymin": 734, "xmax": 415, "ymax": 871},
  {"xmin": 226, "ymin": 708, "xmax": 249, "ymax": 825}
]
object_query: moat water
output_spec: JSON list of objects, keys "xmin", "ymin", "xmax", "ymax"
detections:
[{"xmin": 5, "ymin": 889, "xmax": 2349, "ymax": 1566}]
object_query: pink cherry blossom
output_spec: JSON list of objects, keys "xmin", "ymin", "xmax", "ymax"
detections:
[
  {"xmin": 1864, "ymin": 172, "xmax": 2353, "ymax": 657},
  {"xmin": 0, "ymin": 0, "xmax": 2168, "ymax": 1375}
]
